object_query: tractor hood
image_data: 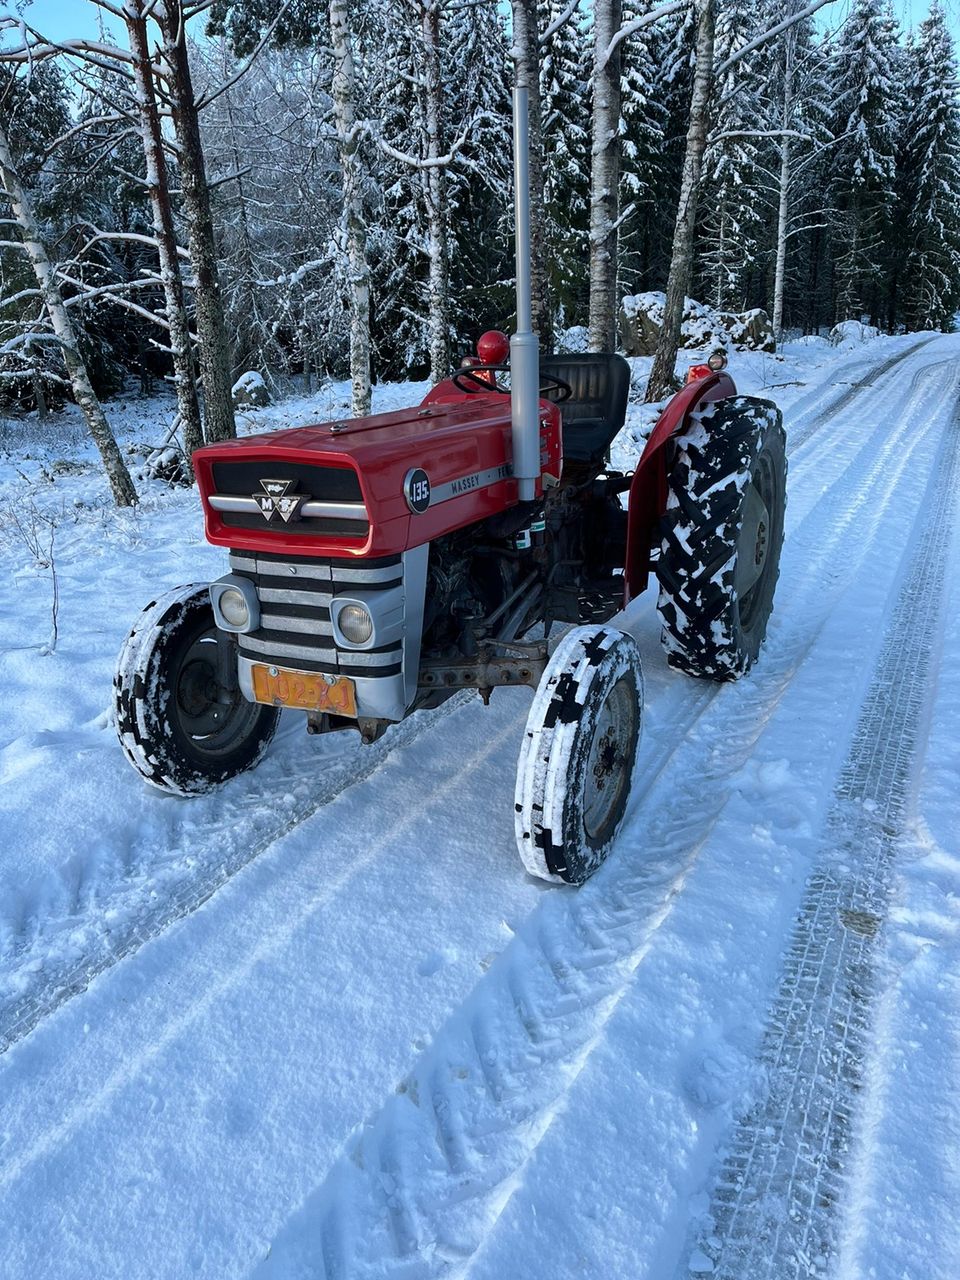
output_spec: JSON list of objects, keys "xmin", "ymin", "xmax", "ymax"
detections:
[{"xmin": 193, "ymin": 392, "xmax": 562, "ymax": 560}]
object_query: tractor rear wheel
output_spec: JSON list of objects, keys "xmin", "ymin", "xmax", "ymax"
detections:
[
  {"xmin": 114, "ymin": 584, "xmax": 279, "ymax": 795},
  {"xmin": 656, "ymin": 396, "xmax": 786, "ymax": 680},
  {"xmin": 515, "ymin": 625, "xmax": 643, "ymax": 885}
]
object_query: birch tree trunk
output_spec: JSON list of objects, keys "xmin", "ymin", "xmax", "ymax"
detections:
[
  {"xmin": 419, "ymin": 0, "xmax": 451, "ymax": 384},
  {"xmin": 771, "ymin": 22, "xmax": 797, "ymax": 343},
  {"xmin": 220, "ymin": 41, "xmax": 259, "ymax": 373},
  {"xmin": 0, "ymin": 122, "xmax": 138, "ymax": 507},
  {"xmin": 511, "ymin": 0, "xmax": 552, "ymax": 350},
  {"xmin": 588, "ymin": 0, "xmax": 623, "ymax": 353},
  {"xmin": 126, "ymin": 1, "xmax": 204, "ymax": 464},
  {"xmin": 646, "ymin": 0, "xmax": 716, "ymax": 400},
  {"xmin": 328, "ymin": 0, "xmax": 372, "ymax": 416},
  {"xmin": 156, "ymin": 0, "xmax": 237, "ymax": 443}
]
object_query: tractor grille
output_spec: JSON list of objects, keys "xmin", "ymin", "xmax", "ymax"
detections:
[
  {"xmin": 210, "ymin": 460, "xmax": 368, "ymax": 538},
  {"xmin": 229, "ymin": 549, "xmax": 403, "ymax": 677}
]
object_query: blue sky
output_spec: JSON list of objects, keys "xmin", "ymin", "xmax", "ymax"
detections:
[{"xmin": 9, "ymin": 0, "xmax": 960, "ymax": 47}]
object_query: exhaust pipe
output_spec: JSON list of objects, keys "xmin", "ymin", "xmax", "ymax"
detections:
[{"xmin": 510, "ymin": 85, "xmax": 540, "ymax": 503}]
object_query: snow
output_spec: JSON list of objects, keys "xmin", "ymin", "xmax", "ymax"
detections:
[
  {"xmin": 231, "ymin": 370, "xmax": 266, "ymax": 395},
  {"xmin": 1, "ymin": 333, "xmax": 959, "ymax": 1279}
]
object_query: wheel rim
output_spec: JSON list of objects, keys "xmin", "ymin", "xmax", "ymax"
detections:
[
  {"xmin": 736, "ymin": 449, "xmax": 777, "ymax": 632},
  {"xmin": 582, "ymin": 675, "xmax": 639, "ymax": 845},
  {"xmin": 173, "ymin": 628, "xmax": 266, "ymax": 761}
]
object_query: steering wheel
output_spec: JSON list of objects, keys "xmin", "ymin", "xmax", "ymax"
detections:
[{"xmin": 451, "ymin": 364, "xmax": 573, "ymax": 402}]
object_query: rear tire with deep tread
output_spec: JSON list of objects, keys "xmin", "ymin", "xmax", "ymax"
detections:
[
  {"xmin": 515, "ymin": 625, "xmax": 643, "ymax": 886},
  {"xmin": 656, "ymin": 395, "xmax": 786, "ymax": 681},
  {"xmin": 114, "ymin": 584, "xmax": 279, "ymax": 795}
]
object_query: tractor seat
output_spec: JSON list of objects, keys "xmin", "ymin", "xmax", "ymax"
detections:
[{"xmin": 539, "ymin": 353, "xmax": 631, "ymax": 470}]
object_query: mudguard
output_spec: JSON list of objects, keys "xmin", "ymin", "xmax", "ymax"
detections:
[{"xmin": 624, "ymin": 370, "xmax": 737, "ymax": 600}]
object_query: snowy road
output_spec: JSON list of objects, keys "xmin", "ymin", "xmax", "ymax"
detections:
[{"xmin": 1, "ymin": 335, "xmax": 958, "ymax": 1279}]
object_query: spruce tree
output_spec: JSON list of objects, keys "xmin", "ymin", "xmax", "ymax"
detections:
[
  {"xmin": 697, "ymin": 0, "xmax": 769, "ymax": 312},
  {"xmin": 645, "ymin": 3, "xmax": 696, "ymax": 290},
  {"xmin": 444, "ymin": 0, "xmax": 512, "ymax": 347},
  {"xmin": 619, "ymin": 0, "xmax": 669, "ymax": 299},
  {"xmin": 900, "ymin": 2, "xmax": 960, "ymax": 331},
  {"xmin": 539, "ymin": 0, "xmax": 592, "ymax": 332},
  {"xmin": 828, "ymin": 0, "xmax": 901, "ymax": 324}
]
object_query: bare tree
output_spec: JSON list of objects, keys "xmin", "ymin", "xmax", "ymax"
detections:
[
  {"xmin": 123, "ymin": 0, "xmax": 204, "ymax": 461},
  {"xmin": 646, "ymin": 0, "xmax": 714, "ymax": 399},
  {"xmin": 0, "ymin": 8, "xmax": 225, "ymax": 456},
  {"xmin": 328, "ymin": 0, "xmax": 371, "ymax": 416},
  {"xmin": 156, "ymin": 0, "xmax": 237, "ymax": 442},
  {"xmin": 646, "ymin": 0, "xmax": 840, "ymax": 397},
  {"xmin": 587, "ymin": 0, "xmax": 689, "ymax": 352},
  {"xmin": 417, "ymin": 0, "xmax": 451, "ymax": 383},
  {"xmin": 375, "ymin": 0, "xmax": 462, "ymax": 385},
  {"xmin": 587, "ymin": 0, "xmax": 623, "ymax": 352},
  {"xmin": 771, "ymin": 19, "xmax": 798, "ymax": 342},
  {"xmin": 0, "ymin": 117, "xmax": 138, "ymax": 506},
  {"xmin": 766, "ymin": 15, "xmax": 834, "ymax": 341},
  {"xmin": 511, "ymin": 0, "xmax": 551, "ymax": 349}
]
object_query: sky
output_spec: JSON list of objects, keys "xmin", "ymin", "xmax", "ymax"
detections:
[{"xmin": 5, "ymin": 0, "xmax": 960, "ymax": 51}]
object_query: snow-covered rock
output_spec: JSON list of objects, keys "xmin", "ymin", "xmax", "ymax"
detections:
[
  {"xmin": 231, "ymin": 370, "xmax": 270, "ymax": 408},
  {"xmin": 829, "ymin": 319, "xmax": 880, "ymax": 347},
  {"xmin": 619, "ymin": 292, "xmax": 775, "ymax": 356}
]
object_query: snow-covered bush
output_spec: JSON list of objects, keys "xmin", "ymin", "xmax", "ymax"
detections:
[{"xmin": 556, "ymin": 325, "xmax": 589, "ymax": 354}]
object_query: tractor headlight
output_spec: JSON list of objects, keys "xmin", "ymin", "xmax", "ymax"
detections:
[
  {"xmin": 707, "ymin": 348, "xmax": 728, "ymax": 371},
  {"xmin": 209, "ymin": 574, "xmax": 259, "ymax": 633},
  {"xmin": 219, "ymin": 588, "xmax": 250, "ymax": 628},
  {"xmin": 337, "ymin": 603, "xmax": 374, "ymax": 645}
]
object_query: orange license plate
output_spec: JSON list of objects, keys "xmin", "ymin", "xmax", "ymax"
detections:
[{"xmin": 251, "ymin": 664, "xmax": 357, "ymax": 716}]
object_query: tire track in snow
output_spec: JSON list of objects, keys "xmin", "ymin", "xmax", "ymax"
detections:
[
  {"xmin": 681, "ymin": 400, "xmax": 960, "ymax": 1279},
  {"xmin": 0, "ymin": 704, "xmax": 532, "ymax": 1199},
  {"xmin": 249, "ymin": 364, "xmax": 960, "ymax": 1280},
  {"xmin": 0, "ymin": 692, "xmax": 474, "ymax": 1057},
  {"xmin": 782, "ymin": 336, "xmax": 935, "ymax": 451}
]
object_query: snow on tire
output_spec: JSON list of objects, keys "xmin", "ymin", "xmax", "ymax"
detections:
[
  {"xmin": 114, "ymin": 584, "xmax": 279, "ymax": 795},
  {"xmin": 515, "ymin": 625, "xmax": 643, "ymax": 886},
  {"xmin": 656, "ymin": 395, "xmax": 787, "ymax": 681}
]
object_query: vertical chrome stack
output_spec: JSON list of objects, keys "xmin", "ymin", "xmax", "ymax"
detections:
[{"xmin": 510, "ymin": 85, "xmax": 540, "ymax": 503}]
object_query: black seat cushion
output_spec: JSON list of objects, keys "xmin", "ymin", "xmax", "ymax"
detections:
[{"xmin": 539, "ymin": 353, "xmax": 631, "ymax": 467}]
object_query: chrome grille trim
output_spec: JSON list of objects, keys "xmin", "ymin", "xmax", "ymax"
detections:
[
  {"xmin": 259, "ymin": 614, "xmax": 334, "ymax": 636},
  {"xmin": 229, "ymin": 553, "xmax": 333, "ymax": 582},
  {"xmin": 330, "ymin": 564, "xmax": 403, "ymax": 583},
  {"xmin": 301, "ymin": 500, "xmax": 368, "ymax": 521},
  {"xmin": 238, "ymin": 634, "xmax": 400, "ymax": 667},
  {"xmin": 257, "ymin": 586, "xmax": 334, "ymax": 607},
  {"xmin": 227, "ymin": 551, "xmax": 408, "ymax": 689},
  {"xmin": 210, "ymin": 494, "xmax": 368, "ymax": 521},
  {"xmin": 328, "ymin": 647, "xmax": 403, "ymax": 668},
  {"xmin": 238, "ymin": 634, "xmax": 339, "ymax": 664}
]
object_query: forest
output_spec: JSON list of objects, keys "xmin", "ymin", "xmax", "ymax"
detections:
[{"xmin": 0, "ymin": 0, "xmax": 958, "ymax": 505}]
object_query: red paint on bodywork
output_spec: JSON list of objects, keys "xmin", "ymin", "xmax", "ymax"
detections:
[
  {"xmin": 194, "ymin": 393, "xmax": 563, "ymax": 559},
  {"xmin": 194, "ymin": 355, "xmax": 732, "ymax": 603},
  {"xmin": 624, "ymin": 370, "xmax": 737, "ymax": 601}
]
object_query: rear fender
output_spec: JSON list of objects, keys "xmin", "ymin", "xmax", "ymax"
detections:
[{"xmin": 624, "ymin": 370, "xmax": 737, "ymax": 601}]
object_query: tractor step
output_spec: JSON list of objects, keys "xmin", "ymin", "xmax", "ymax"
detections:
[{"xmin": 578, "ymin": 579, "xmax": 625, "ymax": 624}]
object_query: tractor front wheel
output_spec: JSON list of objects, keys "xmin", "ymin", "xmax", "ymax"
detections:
[
  {"xmin": 656, "ymin": 396, "xmax": 787, "ymax": 680},
  {"xmin": 114, "ymin": 584, "xmax": 279, "ymax": 795},
  {"xmin": 515, "ymin": 625, "xmax": 643, "ymax": 885}
]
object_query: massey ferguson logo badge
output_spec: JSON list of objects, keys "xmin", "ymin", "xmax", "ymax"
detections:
[{"xmin": 254, "ymin": 478, "xmax": 307, "ymax": 522}]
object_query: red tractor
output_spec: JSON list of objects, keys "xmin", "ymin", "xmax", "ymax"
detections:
[{"xmin": 114, "ymin": 92, "xmax": 786, "ymax": 886}]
